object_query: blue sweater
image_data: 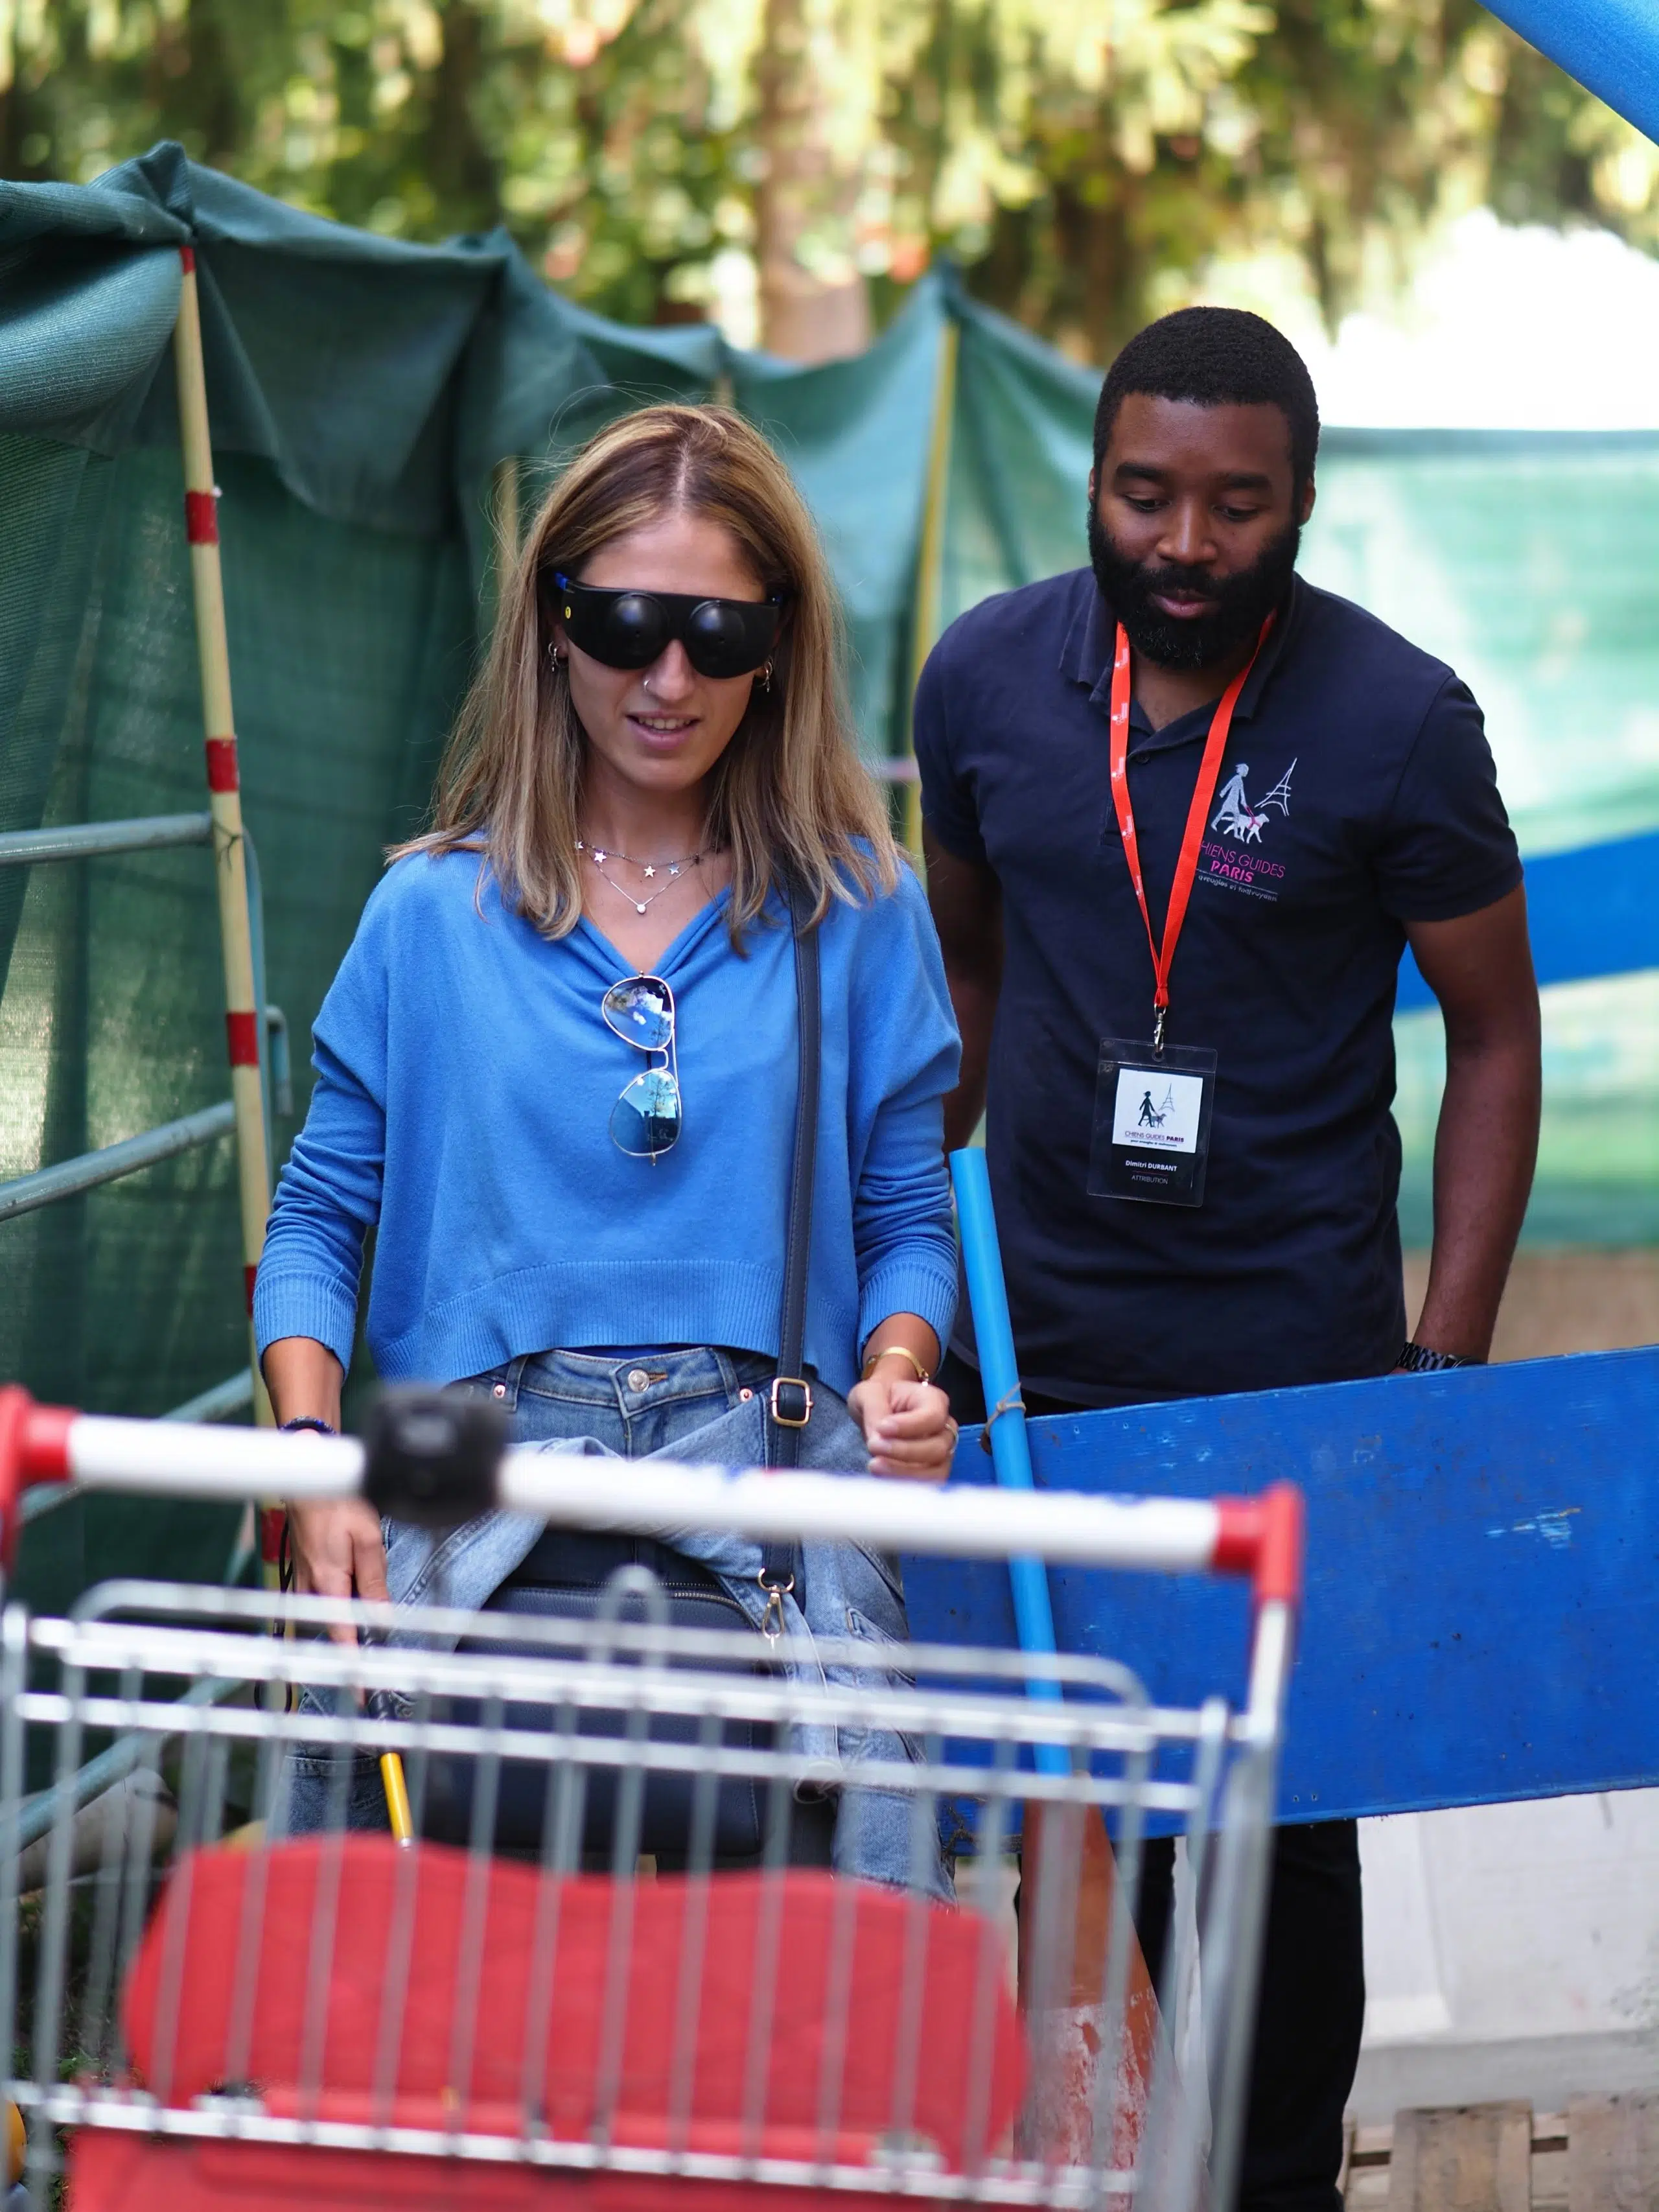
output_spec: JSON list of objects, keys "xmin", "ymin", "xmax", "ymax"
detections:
[{"xmin": 254, "ymin": 850, "xmax": 961, "ymax": 1397}]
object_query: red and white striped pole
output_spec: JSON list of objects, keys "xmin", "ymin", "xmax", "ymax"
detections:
[{"xmin": 174, "ymin": 246, "xmax": 273, "ymax": 1428}]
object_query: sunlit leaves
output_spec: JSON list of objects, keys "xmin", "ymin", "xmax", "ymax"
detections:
[{"xmin": 1, "ymin": 0, "xmax": 1655, "ymax": 356}]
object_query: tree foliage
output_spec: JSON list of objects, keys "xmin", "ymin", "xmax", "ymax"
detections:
[{"xmin": 2, "ymin": 0, "xmax": 1654, "ymax": 358}]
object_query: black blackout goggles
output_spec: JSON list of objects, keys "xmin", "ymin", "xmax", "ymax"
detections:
[{"xmin": 551, "ymin": 572, "xmax": 785, "ymax": 680}]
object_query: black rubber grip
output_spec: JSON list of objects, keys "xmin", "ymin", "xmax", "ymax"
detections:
[{"xmin": 361, "ymin": 1386, "xmax": 507, "ymax": 1528}]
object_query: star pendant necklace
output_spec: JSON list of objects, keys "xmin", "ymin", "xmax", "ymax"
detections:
[{"xmin": 576, "ymin": 837, "xmax": 704, "ymax": 917}]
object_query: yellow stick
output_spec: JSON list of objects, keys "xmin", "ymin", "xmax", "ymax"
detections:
[
  {"xmin": 380, "ymin": 1751, "xmax": 415, "ymax": 1844},
  {"xmin": 172, "ymin": 247, "xmax": 273, "ymax": 1432},
  {"xmin": 904, "ymin": 313, "xmax": 960, "ymax": 858}
]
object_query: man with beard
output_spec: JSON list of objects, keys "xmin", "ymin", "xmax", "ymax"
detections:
[{"xmin": 915, "ymin": 309, "xmax": 1540, "ymax": 2211}]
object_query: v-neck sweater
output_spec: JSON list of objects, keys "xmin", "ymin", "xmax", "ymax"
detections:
[{"xmin": 253, "ymin": 847, "xmax": 960, "ymax": 1396}]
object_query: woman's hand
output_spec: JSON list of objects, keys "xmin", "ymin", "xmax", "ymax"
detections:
[
  {"xmin": 849, "ymin": 1369, "xmax": 959, "ymax": 1482},
  {"xmin": 285, "ymin": 1498, "xmax": 389, "ymax": 1646},
  {"xmin": 262, "ymin": 1336, "xmax": 378, "ymax": 1645}
]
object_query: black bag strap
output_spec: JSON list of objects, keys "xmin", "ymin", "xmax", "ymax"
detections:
[{"xmin": 759, "ymin": 875, "xmax": 819, "ymax": 1633}]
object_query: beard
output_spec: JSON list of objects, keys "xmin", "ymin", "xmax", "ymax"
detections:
[{"xmin": 1087, "ymin": 505, "xmax": 1301, "ymax": 672}]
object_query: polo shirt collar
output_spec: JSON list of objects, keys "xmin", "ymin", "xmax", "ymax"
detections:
[{"xmin": 1061, "ymin": 567, "xmax": 1306, "ymax": 732}]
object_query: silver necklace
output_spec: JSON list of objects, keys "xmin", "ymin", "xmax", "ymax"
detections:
[{"xmin": 577, "ymin": 839, "xmax": 703, "ymax": 916}]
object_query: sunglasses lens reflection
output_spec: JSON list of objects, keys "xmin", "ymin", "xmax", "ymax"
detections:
[
  {"xmin": 602, "ymin": 977, "xmax": 674, "ymax": 1050},
  {"xmin": 610, "ymin": 1068, "xmax": 682, "ymax": 1156}
]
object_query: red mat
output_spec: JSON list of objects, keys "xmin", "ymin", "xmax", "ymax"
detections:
[{"xmin": 69, "ymin": 1838, "xmax": 1023, "ymax": 2210}]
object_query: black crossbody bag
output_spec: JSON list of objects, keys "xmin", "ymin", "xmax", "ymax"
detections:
[{"xmin": 420, "ymin": 883, "xmax": 822, "ymax": 1862}]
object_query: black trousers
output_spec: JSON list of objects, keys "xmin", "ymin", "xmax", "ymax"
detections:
[{"xmin": 941, "ymin": 1352, "xmax": 1365, "ymax": 2212}]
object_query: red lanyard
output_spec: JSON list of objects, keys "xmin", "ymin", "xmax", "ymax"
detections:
[{"xmin": 1108, "ymin": 614, "xmax": 1274, "ymax": 1046}]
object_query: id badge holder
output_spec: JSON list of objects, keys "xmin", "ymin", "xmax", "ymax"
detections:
[{"xmin": 1087, "ymin": 1040, "xmax": 1218, "ymax": 1207}]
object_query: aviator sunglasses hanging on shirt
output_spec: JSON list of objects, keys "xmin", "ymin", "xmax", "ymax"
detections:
[
  {"xmin": 601, "ymin": 973, "xmax": 681, "ymax": 1160},
  {"xmin": 1087, "ymin": 612, "xmax": 1274, "ymax": 1208}
]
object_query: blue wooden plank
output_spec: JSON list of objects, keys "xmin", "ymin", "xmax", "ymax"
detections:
[
  {"xmin": 1396, "ymin": 828, "xmax": 1659, "ymax": 1011},
  {"xmin": 903, "ymin": 1345, "xmax": 1659, "ymax": 1824}
]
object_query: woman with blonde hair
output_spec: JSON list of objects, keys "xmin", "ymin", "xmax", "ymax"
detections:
[{"xmin": 255, "ymin": 404, "xmax": 960, "ymax": 1892}]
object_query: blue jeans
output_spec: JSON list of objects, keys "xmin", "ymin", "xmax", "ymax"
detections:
[{"xmin": 278, "ymin": 1347, "xmax": 951, "ymax": 1900}]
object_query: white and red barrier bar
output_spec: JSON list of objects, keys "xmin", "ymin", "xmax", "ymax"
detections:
[{"xmin": 0, "ymin": 1387, "xmax": 1301, "ymax": 1604}]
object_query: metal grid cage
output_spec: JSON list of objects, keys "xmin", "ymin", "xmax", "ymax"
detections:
[{"xmin": 0, "ymin": 1395, "xmax": 1299, "ymax": 2212}]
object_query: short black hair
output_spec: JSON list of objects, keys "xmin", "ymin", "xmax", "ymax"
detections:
[{"xmin": 1093, "ymin": 307, "xmax": 1320, "ymax": 490}]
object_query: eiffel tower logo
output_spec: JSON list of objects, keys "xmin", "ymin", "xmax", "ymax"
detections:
[
  {"xmin": 1137, "ymin": 1080, "xmax": 1179, "ymax": 1129},
  {"xmin": 1212, "ymin": 758, "xmax": 1296, "ymax": 845},
  {"xmin": 1257, "ymin": 760, "xmax": 1296, "ymax": 818}
]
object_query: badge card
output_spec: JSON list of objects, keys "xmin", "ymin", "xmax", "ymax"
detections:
[{"xmin": 1087, "ymin": 1040, "xmax": 1218, "ymax": 1207}]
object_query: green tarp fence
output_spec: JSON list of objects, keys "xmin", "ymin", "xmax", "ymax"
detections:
[{"xmin": 2, "ymin": 141, "xmax": 1656, "ymax": 1463}]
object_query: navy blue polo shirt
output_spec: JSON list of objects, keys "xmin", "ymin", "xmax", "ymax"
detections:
[{"xmin": 915, "ymin": 568, "xmax": 1522, "ymax": 1407}]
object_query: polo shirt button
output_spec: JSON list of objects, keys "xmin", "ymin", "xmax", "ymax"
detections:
[{"xmin": 627, "ymin": 1368, "xmax": 651, "ymax": 1393}]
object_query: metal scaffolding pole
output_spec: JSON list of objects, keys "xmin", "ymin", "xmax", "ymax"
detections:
[{"xmin": 172, "ymin": 246, "xmax": 273, "ymax": 1428}]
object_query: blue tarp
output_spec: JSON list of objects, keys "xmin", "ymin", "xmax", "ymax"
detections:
[{"xmin": 1485, "ymin": 0, "xmax": 1659, "ymax": 147}]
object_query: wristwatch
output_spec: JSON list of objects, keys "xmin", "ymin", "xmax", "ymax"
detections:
[{"xmin": 1396, "ymin": 1340, "xmax": 1476, "ymax": 1373}]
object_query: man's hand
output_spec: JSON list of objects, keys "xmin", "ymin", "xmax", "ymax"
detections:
[
  {"xmin": 848, "ymin": 1370, "xmax": 958, "ymax": 1482},
  {"xmin": 1406, "ymin": 883, "xmax": 1540, "ymax": 1363},
  {"xmin": 284, "ymin": 1498, "xmax": 390, "ymax": 1646}
]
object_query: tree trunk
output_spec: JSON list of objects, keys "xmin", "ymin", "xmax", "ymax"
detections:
[
  {"xmin": 0, "ymin": 11, "xmax": 52, "ymax": 182},
  {"xmin": 754, "ymin": 0, "xmax": 870, "ymax": 362},
  {"xmin": 182, "ymin": 0, "xmax": 242, "ymax": 170},
  {"xmin": 424, "ymin": 0, "xmax": 500, "ymax": 236}
]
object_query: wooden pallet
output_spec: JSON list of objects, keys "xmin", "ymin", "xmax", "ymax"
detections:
[{"xmin": 1343, "ymin": 2096, "xmax": 1658, "ymax": 2212}]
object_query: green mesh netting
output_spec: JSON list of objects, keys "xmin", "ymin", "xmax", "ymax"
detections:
[
  {"xmin": 2, "ymin": 145, "xmax": 1656, "ymax": 1515},
  {"xmin": 0, "ymin": 436, "xmax": 470, "ymax": 1419}
]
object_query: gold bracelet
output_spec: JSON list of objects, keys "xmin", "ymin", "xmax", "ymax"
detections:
[{"xmin": 861, "ymin": 1344, "xmax": 931, "ymax": 1385}]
